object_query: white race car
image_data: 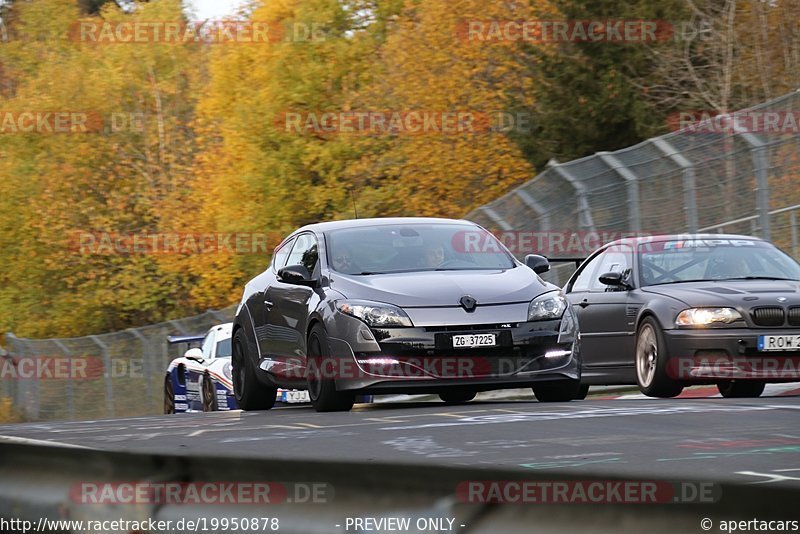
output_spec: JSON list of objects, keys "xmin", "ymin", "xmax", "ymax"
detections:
[{"xmin": 164, "ymin": 323, "xmax": 310, "ymax": 413}]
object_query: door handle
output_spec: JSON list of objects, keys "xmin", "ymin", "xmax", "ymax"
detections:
[{"xmin": 579, "ymin": 299, "xmax": 589, "ymax": 308}]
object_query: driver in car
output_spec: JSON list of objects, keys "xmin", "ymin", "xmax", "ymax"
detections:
[
  {"xmin": 332, "ymin": 246, "xmax": 360, "ymax": 274},
  {"xmin": 708, "ymin": 254, "xmax": 750, "ymax": 280},
  {"xmin": 421, "ymin": 243, "xmax": 446, "ymax": 268}
]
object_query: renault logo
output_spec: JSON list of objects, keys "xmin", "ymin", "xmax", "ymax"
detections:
[{"xmin": 460, "ymin": 295, "xmax": 477, "ymax": 312}]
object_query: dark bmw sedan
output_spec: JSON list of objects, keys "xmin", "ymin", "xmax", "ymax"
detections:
[
  {"xmin": 232, "ymin": 218, "xmax": 581, "ymax": 412},
  {"xmin": 565, "ymin": 234, "xmax": 800, "ymax": 399}
]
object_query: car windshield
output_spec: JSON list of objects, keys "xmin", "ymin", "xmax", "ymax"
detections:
[
  {"xmin": 215, "ymin": 338, "xmax": 232, "ymax": 358},
  {"xmin": 638, "ymin": 238, "xmax": 800, "ymax": 286},
  {"xmin": 326, "ymin": 223, "xmax": 516, "ymax": 275}
]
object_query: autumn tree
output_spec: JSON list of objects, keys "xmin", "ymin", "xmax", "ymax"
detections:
[
  {"xmin": 344, "ymin": 0, "xmax": 557, "ymax": 218},
  {"xmin": 0, "ymin": 0, "xmax": 203, "ymax": 337}
]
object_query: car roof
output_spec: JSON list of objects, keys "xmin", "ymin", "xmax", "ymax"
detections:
[
  {"xmin": 293, "ymin": 217, "xmax": 476, "ymax": 234},
  {"xmin": 604, "ymin": 233, "xmax": 765, "ymax": 248},
  {"xmin": 210, "ymin": 322, "xmax": 233, "ymax": 341}
]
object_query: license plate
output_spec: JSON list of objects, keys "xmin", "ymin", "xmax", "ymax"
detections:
[
  {"xmin": 280, "ymin": 390, "xmax": 310, "ymax": 403},
  {"xmin": 758, "ymin": 335, "xmax": 800, "ymax": 352},
  {"xmin": 452, "ymin": 333, "xmax": 496, "ymax": 348}
]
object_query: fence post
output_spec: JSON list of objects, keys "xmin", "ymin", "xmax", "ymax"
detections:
[
  {"xmin": 5, "ymin": 333, "xmax": 38, "ymax": 420},
  {"xmin": 479, "ymin": 206, "xmax": 514, "ymax": 231},
  {"xmin": 547, "ymin": 161, "xmax": 597, "ymax": 232},
  {"xmin": 651, "ymin": 137, "xmax": 698, "ymax": 232},
  {"xmin": 0, "ymin": 338, "xmax": 20, "ymax": 416},
  {"xmin": 127, "ymin": 329, "xmax": 152, "ymax": 406},
  {"xmin": 89, "ymin": 335, "xmax": 114, "ymax": 417},
  {"xmin": 597, "ymin": 153, "xmax": 642, "ymax": 233},
  {"xmin": 515, "ymin": 188, "xmax": 552, "ymax": 231},
  {"xmin": 733, "ymin": 126, "xmax": 771, "ymax": 240},
  {"xmin": 791, "ymin": 210, "xmax": 799, "ymax": 259},
  {"xmin": 52, "ymin": 340, "xmax": 75, "ymax": 421}
]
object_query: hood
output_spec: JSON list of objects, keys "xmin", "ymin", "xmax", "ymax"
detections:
[
  {"xmin": 643, "ymin": 280, "xmax": 800, "ymax": 308},
  {"xmin": 328, "ymin": 266, "xmax": 554, "ymax": 307}
]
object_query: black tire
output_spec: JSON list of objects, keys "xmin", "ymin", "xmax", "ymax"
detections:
[
  {"xmin": 717, "ymin": 381, "xmax": 766, "ymax": 398},
  {"xmin": 164, "ymin": 376, "xmax": 175, "ymax": 414},
  {"xmin": 202, "ymin": 374, "xmax": 218, "ymax": 412},
  {"xmin": 635, "ymin": 317, "xmax": 683, "ymax": 398},
  {"xmin": 439, "ymin": 390, "xmax": 477, "ymax": 404},
  {"xmin": 532, "ymin": 379, "xmax": 581, "ymax": 402},
  {"xmin": 232, "ymin": 329, "xmax": 277, "ymax": 411},
  {"xmin": 307, "ymin": 324, "xmax": 355, "ymax": 413},
  {"xmin": 575, "ymin": 384, "xmax": 590, "ymax": 400}
]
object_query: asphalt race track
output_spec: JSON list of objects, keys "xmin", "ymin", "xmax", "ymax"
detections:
[{"xmin": 2, "ymin": 392, "xmax": 800, "ymax": 489}]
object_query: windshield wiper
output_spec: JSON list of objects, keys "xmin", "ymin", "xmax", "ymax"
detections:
[
  {"xmin": 648, "ymin": 278, "xmax": 712, "ymax": 286},
  {"xmin": 433, "ymin": 267, "xmax": 509, "ymax": 271},
  {"xmin": 717, "ymin": 276, "xmax": 798, "ymax": 281}
]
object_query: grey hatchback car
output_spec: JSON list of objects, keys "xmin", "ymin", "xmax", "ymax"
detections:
[{"xmin": 232, "ymin": 218, "xmax": 581, "ymax": 412}]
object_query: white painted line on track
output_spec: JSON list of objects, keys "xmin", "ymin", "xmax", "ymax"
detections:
[{"xmin": 0, "ymin": 434, "xmax": 94, "ymax": 449}]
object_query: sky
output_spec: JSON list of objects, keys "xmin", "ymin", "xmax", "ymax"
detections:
[{"xmin": 185, "ymin": 0, "xmax": 252, "ymax": 19}]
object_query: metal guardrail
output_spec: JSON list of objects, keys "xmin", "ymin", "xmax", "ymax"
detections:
[
  {"xmin": 4, "ymin": 92, "xmax": 800, "ymax": 423},
  {"xmin": 698, "ymin": 203, "xmax": 800, "ymax": 258},
  {"xmin": 2, "ymin": 306, "xmax": 237, "ymax": 422},
  {"xmin": 0, "ymin": 442, "xmax": 796, "ymax": 534},
  {"xmin": 467, "ymin": 90, "xmax": 800, "ymax": 287}
]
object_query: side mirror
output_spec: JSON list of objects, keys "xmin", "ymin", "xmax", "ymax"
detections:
[
  {"xmin": 184, "ymin": 348, "xmax": 204, "ymax": 362},
  {"xmin": 598, "ymin": 271, "xmax": 630, "ymax": 288},
  {"xmin": 525, "ymin": 254, "xmax": 550, "ymax": 274},
  {"xmin": 278, "ymin": 265, "xmax": 317, "ymax": 287}
]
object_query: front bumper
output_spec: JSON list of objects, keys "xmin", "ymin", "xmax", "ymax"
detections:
[
  {"xmin": 328, "ymin": 318, "xmax": 579, "ymax": 392},
  {"xmin": 664, "ymin": 328, "xmax": 800, "ymax": 382}
]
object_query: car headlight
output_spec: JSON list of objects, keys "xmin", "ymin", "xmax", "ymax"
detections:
[
  {"xmin": 676, "ymin": 307, "xmax": 742, "ymax": 326},
  {"xmin": 336, "ymin": 300, "xmax": 413, "ymax": 328},
  {"xmin": 223, "ymin": 361, "xmax": 233, "ymax": 380},
  {"xmin": 528, "ymin": 292, "xmax": 568, "ymax": 321}
]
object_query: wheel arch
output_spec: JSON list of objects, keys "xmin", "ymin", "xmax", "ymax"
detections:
[
  {"xmin": 232, "ymin": 304, "xmax": 260, "ymax": 363},
  {"xmin": 635, "ymin": 303, "xmax": 673, "ymax": 333},
  {"xmin": 306, "ymin": 315, "xmax": 324, "ymax": 341}
]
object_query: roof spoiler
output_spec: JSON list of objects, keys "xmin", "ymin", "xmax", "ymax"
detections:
[{"xmin": 167, "ymin": 334, "xmax": 206, "ymax": 345}]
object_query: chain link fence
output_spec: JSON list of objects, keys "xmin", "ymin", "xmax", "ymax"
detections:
[
  {"xmin": 3, "ymin": 91, "xmax": 800, "ymax": 422},
  {"xmin": 467, "ymin": 90, "xmax": 800, "ymax": 285},
  {"xmin": 2, "ymin": 306, "xmax": 235, "ymax": 421}
]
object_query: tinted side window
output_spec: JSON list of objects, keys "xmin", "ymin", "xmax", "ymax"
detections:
[
  {"xmin": 286, "ymin": 233, "xmax": 319, "ymax": 274},
  {"xmin": 569, "ymin": 253, "xmax": 604, "ymax": 292},
  {"xmin": 589, "ymin": 245, "xmax": 633, "ymax": 292},
  {"xmin": 271, "ymin": 237, "xmax": 295, "ymax": 273}
]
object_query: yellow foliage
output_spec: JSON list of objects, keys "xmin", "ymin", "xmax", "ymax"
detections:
[{"xmin": 0, "ymin": 397, "xmax": 24, "ymax": 424}]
